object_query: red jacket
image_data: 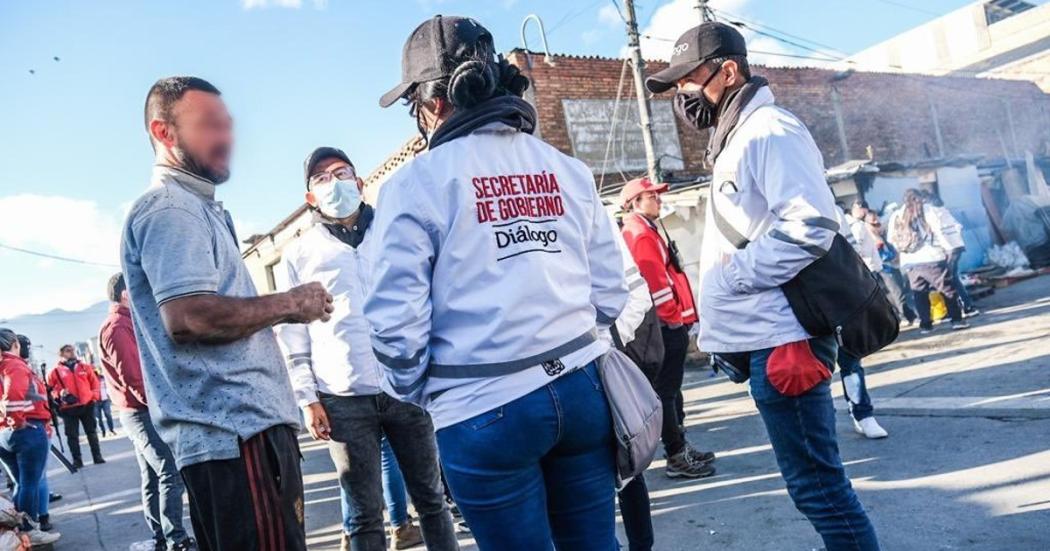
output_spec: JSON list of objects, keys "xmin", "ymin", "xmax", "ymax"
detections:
[
  {"xmin": 0, "ymin": 352, "xmax": 52, "ymax": 429},
  {"xmin": 47, "ymin": 359, "xmax": 100, "ymax": 410},
  {"xmin": 621, "ymin": 213, "xmax": 698, "ymax": 327},
  {"xmin": 98, "ymin": 304, "xmax": 149, "ymax": 410}
]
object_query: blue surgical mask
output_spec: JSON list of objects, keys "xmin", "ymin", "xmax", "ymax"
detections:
[{"xmin": 314, "ymin": 179, "xmax": 362, "ymax": 219}]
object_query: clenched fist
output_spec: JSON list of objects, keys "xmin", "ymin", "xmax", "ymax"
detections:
[{"xmin": 285, "ymin": 282, "xmax": 334, "ymax": 323}]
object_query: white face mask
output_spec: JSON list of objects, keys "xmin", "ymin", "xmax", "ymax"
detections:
[{"xmin": 313, "ymin": 179, "xmax": 362, "ymax": 220}]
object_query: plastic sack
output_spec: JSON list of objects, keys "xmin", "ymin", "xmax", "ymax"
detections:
[
  {"xmin": 930, "ymin": 292, "xmax": 947, "ymax": 321},
  {"xmin": 986, "ymin": 242, "xmax": 1032, "ymax": 270},
  {"xmin": 0, "ymin": 529, "xmax": 29, "ymax": 551},
  {"xmin": 0, "ymin": 498, "xmax": 20, "ymax": 530}
]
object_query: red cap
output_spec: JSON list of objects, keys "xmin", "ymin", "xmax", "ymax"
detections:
[{"xmin": 619, "ymin": 177, "xmax": 669, "ymax": 208}]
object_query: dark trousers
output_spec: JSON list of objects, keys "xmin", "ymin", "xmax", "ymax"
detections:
[
  {"xmin": 878, "ymin": 270, "xmax": 916, "ymax": 323},
  {"xmin": 906, "ymin": 262, "xmax": 963, "ymax": 328},
  {"xmin": 121, "ymin": 408, "xmax": 188, "ymax": 547},
  {"xmin": 750, "ymin": 336, "xmax": 880, "ymax": 550},
  {"xmin": 319, "ymin": 392, "xmax": 456, "ymax": 551},
  {"xmin": 946, "ymin": 250, "xmax": 975, "ymax": 311},
  {"xmin": 60, "ymin": 403, "xmax": 102, "ymax": 463},
  {"xmin": 836, "ymin": 350, "xmax": 874, "ymax": 422},
  {"xmin": 617, "ymin": 473, "xmax": 653, "ymax": 551},
  {"xmin": 656, "ymin": 325, "xmax": 689, "ymax": 457},
  {"xmin": 180, "ymin": 425, "xmax": 306, "ymax": 551}
]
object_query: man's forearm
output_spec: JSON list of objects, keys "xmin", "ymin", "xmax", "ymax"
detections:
[{"xmin": 162, "ymin": 292, "xmax": 296, "ymax": 345}]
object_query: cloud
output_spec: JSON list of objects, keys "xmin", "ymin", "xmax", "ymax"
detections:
[
  {"xmin": 0, "ymin": 194, "xmax": 122, "ymax": 318},
  {"xmin": 635, "ymin": 0, "xmax": 838, "ymax": 68},
  {"xmin": 598, "ymin": 4, "xmax": 623, "ymax": 28},
  {"xmin": 241, "ymin": 0, "xmax": 328, "ymax": 10}
]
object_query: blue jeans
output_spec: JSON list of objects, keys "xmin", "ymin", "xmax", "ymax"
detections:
[
  {"xmin": 750, "ymin": 337, "xmax": 880, "ymax": 551},
  {"xmin": 0, "ymin": 421, "xmax": 50, "ymax": 520},
  {"xmin": 120, "ymin": 409, "xmax": 188, "ymax": 546},
  {"xmin": 836, "ymin": 349, "xmax": 874, "ymax": 422},
  {"xmin": 95, "ymin": 399, "xmax": 115, "ymax": 435},
  {"xmin": 437, "ymin": 362, "xmax": 617, "ymax": 551},
  {"xmin": 339, "ymin": 436, "xmax": 410, "ymax": 532}
]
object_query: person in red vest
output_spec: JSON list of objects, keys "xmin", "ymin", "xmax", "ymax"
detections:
[
  {"xmin": 620, "ymin": 177, "xmax": 717, "ymax": 479},
  {"xmin": 47, "ymin": 345, "xmax": 104, "ymax": 468},
  {"xmin": 0, "ymin": 328, "xmax": 62, "ymax": 546}
]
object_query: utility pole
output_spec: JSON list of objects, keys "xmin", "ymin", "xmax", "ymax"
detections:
[
  {"xmin": 697, "ymin": 0, "xmax": 713, "ymax": 23},
  {"xmin": 623, "ymin": 0, "xmax": 659, "ymax": 184}
]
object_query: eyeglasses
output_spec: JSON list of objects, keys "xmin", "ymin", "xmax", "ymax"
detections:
[{"xmin": 308, "ymin": 166, "xmax": 356, "ymax": 187}]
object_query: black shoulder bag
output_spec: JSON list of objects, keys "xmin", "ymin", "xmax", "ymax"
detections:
[{"xmin": 709, "ymin": 189, "xmax": 899, "ymax": 358}]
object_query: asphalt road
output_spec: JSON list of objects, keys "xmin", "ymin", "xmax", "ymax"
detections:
[{"xmin": 34, "ymin": 274, "xmax": 1050, "ymax": 550}]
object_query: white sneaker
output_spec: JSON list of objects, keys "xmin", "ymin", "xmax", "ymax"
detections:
[
  {"xmin": 26, "ymin": 528, "xmax": 61, "ymax": 545},
  {"xmin": 853, "ymin": 417, "xmax": 888, "ymax": 439}
]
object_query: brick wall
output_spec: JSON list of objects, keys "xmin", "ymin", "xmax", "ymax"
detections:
[{"xmin": 507, "ymin": 49, "xmax": 1050, "ymax": 177}]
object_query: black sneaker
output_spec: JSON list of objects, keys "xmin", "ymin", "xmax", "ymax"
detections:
[
  {"xmin": 38, "ymin": 515, "xmax": 52, "ymax": 532},
  {"xmin": 72, "ymin": 459, "xmax": 84, "ymax": 469},
  {"xmin": 666, "ymin": 451, "xmax": 717, "ymax": 479},
  {"xmin": 93, "ymin": 456, "xmax": 107, "ymax": 465},
  {"xmin": 48, "ymin": 493, "xmax": 62, "ymax": 503},
  {"xmin": 685, "ymin": 445, "xmax": 716, "ymax": 465},
  {"xmin": 170, "ymin": 537, "xmax": 198, "ymax": 551}
]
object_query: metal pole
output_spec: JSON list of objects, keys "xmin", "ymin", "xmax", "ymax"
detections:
[
  {"xmin": 697, "ymin": 0, "xmax": 712, "ymax": 23},
  {"xmin": 623, "ymin": 0, "xmax": 659, "ymax": 184}
]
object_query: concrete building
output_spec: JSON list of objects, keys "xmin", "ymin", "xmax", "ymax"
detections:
[
  {"xmin": 848, "ymin": 0, "xmax": 1050, "ymax": 92},
  {"xmin": 242, "ymin": 48, "xmax": 1050, "ymax": 293}
]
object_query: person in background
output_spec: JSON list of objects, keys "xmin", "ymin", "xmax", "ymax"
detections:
[
  {"xmin": 94, "ymin": 371, "xmax": 115, "ymax": 437},
  {"xmin": 0, "ymin": 329, "xmax": 62, "ymax": 546},
  {"xmin": 865, "ymin": 211, "xmax": 918, "ymax": 325},
  {"xmin": 608, "ymin": 210, "xmax": 661, "ymax": 551},
  {"xmin": 922, "ymin": 191, "xmax": 979, "ymax": 317},
  {"xmin": 369, "ymin": 15, "xmax": 628, "ymax": 549},
  {"xmin": 14, "ymin": 335, "xmax": 57, "ymax": 533},
  {"xmin": 619, "ymin": 177, "xmax": 716, "ymax": 479},
  {"xmin": 648, "ymin": 21, "xmax": 880, "ymax": 549},
  {"xmin": 47, "ymin": 344, "xmax": 104, "ymax": 468},
  {"xmin": 275, "ymin": 147, "xmax": 455, "ymax": 551},
  {"xmin": 837, "ymin": 205, "xmax": 890, "ymax": 440},
  {"xmin": 887, "ymin": 189, "xmax": 969, "ymax": 334},
  {"xmin": 122, "ymin": 76, "xmax": 333, "ymax": 551},
  {"xmin": 99, "ymin": 273, "xmax": 196, "ymax": 551}
]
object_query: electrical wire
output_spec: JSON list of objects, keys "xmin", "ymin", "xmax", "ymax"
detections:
[
  {"xmin": 866, "ymin": 0, "xmax": 942, "ymax": 17},
  {"xmin": 0, "ymin": 243, "xmax": 118, "ymax": 268},
  {"xmin": 709, "ymin": 7, "xmax": 852, "ymax": 57}
]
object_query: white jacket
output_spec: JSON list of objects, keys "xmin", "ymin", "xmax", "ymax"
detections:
[
  {"xmin": 274, "ymin": 221, "xmax": 383, "ymax": 407},
  {"xmin": 887, "ymin": 206, "xmax": 950, "ymax": 268},
  {"xmin": 844, "ymin": 212, "xmax": 883, "ymax": 273},
  {"xmin": 926, "ymin": 204, "xmax": 966, "ymax": 252},
  {"xmin": 364, "ymin": 123, "xmax": 628, "ymax": 429},
  {"xmin": 697, "ymin": 86, "xmax": 840, "ymax": 353}
]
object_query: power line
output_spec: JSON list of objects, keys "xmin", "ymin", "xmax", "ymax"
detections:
[
  {"xmin": 0, "ymin": 243, "xmax": 118, "ymax": 268},
  {"xmin": 710, "ymin": 7, "xmax": 851, "ymax": 57},
  {"xmin": 547, "ymin": 0, "xmax": 606, "ymax": 35}
]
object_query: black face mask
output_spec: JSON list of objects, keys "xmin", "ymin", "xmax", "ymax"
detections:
[
  {"xmin": 672, "ymin": 66, "xmax": 722, "ymax": 131},
  {"xmin": 63, "ymin": 357, "xmax": 77, "ymax": 368}
]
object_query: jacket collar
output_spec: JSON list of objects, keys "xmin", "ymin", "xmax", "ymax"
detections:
[
  {"xmin": 0, "ymin": 352, "xmax": 22, "ymax": 363},
  {"xmin": 110, "ymin": 303, "xmax": 131, "ymax": 318},
  {"xmin": 625, "ymin": 212, "xmax": 658, "ymax": 231},
  {"xmin": 151, "ymin": 164, "xmax": 218, "ymax": 202},
  {"xmin": 316, "ymin": 203, "xmax": 375, "ymax": 249}
]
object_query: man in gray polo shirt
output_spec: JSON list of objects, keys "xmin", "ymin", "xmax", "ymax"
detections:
[{"xmin": 121, "ymin": 76, "xmax": 333, "ymax": 551}]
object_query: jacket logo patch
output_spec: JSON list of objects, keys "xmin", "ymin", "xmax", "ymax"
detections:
[
  {"xmin": 541, "ymin": 359, "xmax": 566, "ymax": 376},
  {"xmin": 472, "ymin": 171, "xmax": 567, "ymax": 262}
]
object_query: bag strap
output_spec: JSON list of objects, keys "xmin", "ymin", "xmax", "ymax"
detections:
[{"xmin": 708, "ymin": 185, "xmax": 750, "ymax": 250}]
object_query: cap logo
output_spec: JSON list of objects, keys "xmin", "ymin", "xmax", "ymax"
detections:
[{"xmin": 672, "ymin": 42, "xmax": 689, "ymax": 57}]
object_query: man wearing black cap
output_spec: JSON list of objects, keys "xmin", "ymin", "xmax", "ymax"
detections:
[
  {"xmin": 649, "ymin": 22, "xmax": 881, "ymax": 550},
  {"xmin": 274, "ymin": 147, "xmax": 457, "ymax": 551}
]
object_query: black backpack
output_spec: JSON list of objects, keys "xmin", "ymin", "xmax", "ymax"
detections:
[{"xmin": 709, "ymin": 190, "xmax": 899, "ymax": 358}]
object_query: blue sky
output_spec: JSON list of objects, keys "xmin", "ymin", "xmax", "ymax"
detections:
[{"xmin": 0, "ymin": 0, "xmax": 1014, "ymax": 319}]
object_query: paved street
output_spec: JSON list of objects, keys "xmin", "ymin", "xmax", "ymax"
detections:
[{"xmin": 38, "ymin": 275, "xmax": 1050, "ymax": 550}]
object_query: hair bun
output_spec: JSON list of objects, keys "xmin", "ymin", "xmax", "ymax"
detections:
[
  {"xmin": 497, "ymin": 58, "xmax": 530, "ymax": 97},
  {"xmin": 448, "ymin": 60, "xmax": 497, "ymax": 109}
]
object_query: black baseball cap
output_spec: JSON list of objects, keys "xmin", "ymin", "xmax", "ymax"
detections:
[
  {"xmin": 303, "ymin": 146, "xmax": 353, "ymax": 188},
  {"xmin": 379, "ymin": 15, "xmax": 493, "ymax": 108},
  {"xmin": 645, "ymin": 22, "xmax": 747, "ymax": 94}
]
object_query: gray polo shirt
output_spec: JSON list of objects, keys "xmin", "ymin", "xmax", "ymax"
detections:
[{"xmin": 121, "ymin": 165, "xmax": 299, "ymax": 469}]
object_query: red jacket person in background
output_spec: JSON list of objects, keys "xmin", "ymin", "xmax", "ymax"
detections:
[
  {"xmin": 0, "ymin": 329, "xmax": 62, "ymax": 546},
  {"xmin": 620, "ymin": 177, "xmax": 716, "ymax": 479},
  {"xmin": 99, "ymin": 273, "xmax": 194, "ymax": 551},
  {"xmin": 47, "ymin": 344, "xmax": 104, "ymax": 468}
]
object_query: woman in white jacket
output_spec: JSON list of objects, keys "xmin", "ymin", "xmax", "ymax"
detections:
[
  {"xmin": 887, "ymin": 189, "xmax": 969, "ymax": 333},
  {"xmin": 366, "ymin": 15, "xmax": 628, "ymax": 550}
]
